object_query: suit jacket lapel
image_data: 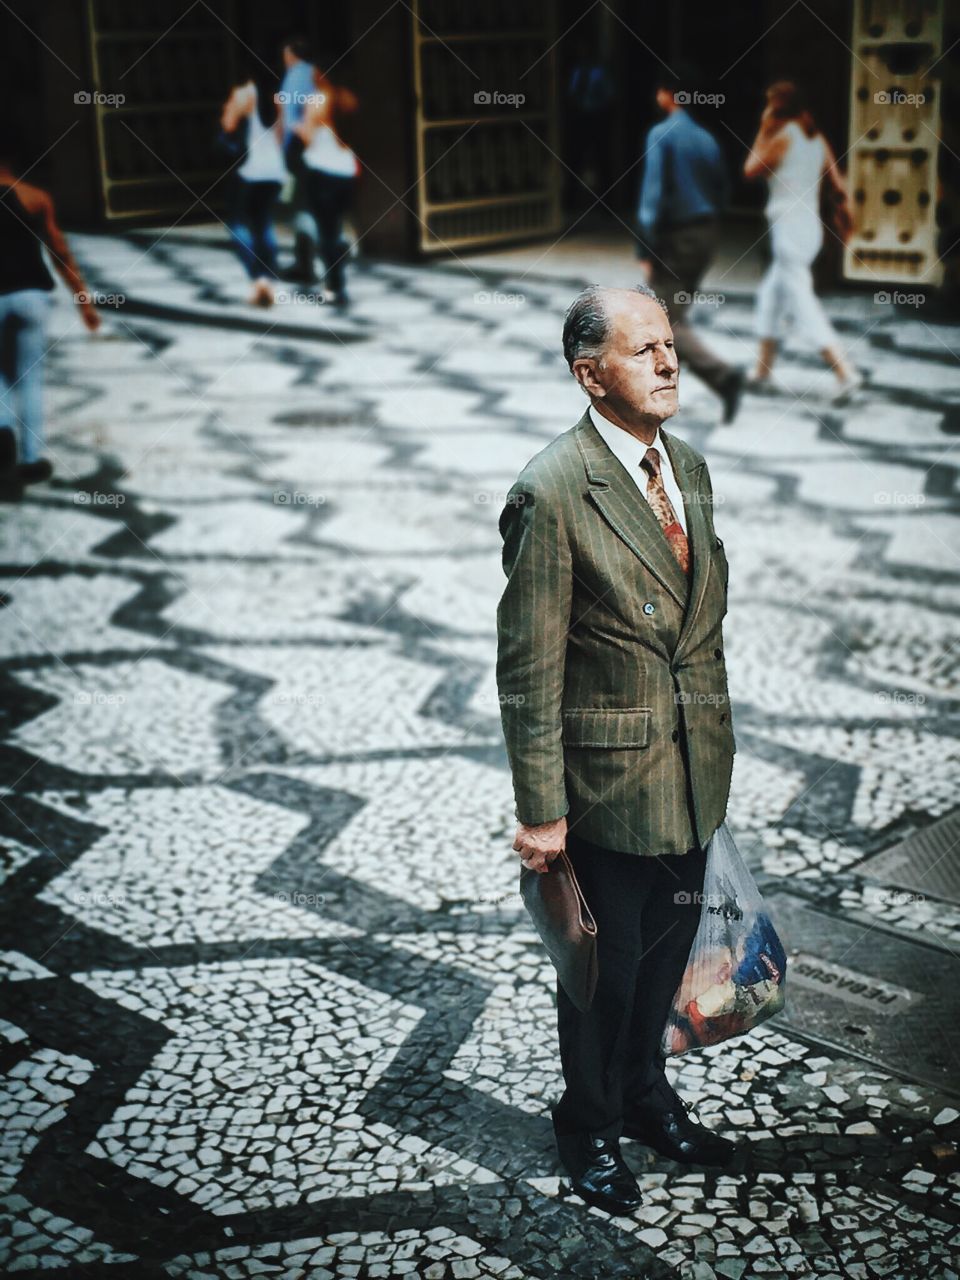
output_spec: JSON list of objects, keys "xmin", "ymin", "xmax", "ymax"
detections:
[
  {"xmin": 660, "ymin": 426, "xmax": 712, "ymax": 660},
  {"xmin": 575, "ymin": 410, "xmax": 690, "ymax": 608}
]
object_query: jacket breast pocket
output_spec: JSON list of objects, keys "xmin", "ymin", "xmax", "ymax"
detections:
[{"xmin": 561, "ymin": 707, "xmax": 652, "ymax": 748}]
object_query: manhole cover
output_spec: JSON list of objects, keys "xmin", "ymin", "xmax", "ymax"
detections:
[
  {"xmin": 271, "ymin": 410, "xmax": 370, "ymax": 428},
  {"xmin": 857, "ymin": 810, "xmax": 960, "ymax": 906},
  {"xmin": 765, "ymin": 892, "xmax": 959, "ymax": 1093}
]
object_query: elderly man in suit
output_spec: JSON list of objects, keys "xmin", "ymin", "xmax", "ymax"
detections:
[{"xmin": 496, "ymin": 282, "xmax": 737, "ymax": 1215}]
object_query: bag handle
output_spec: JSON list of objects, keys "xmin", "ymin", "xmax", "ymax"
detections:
[{"xmin": 557, "ymin": 848, "xmax": 598, "ymax": 936}]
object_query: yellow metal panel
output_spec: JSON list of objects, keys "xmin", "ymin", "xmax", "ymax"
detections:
[{"xmin": 844, "ymin": 0, "xmax": 944, "ymax": 286}]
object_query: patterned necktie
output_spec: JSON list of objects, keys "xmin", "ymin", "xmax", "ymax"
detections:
[{"xmin": 640, "ymin": 446, "xmax": 690, "ymax": 576}]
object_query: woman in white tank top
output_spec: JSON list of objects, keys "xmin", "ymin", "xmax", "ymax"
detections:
[
  {"xmin": 744, "ymin": 81, "xmax": 860, "ymax": 402},
  {"xmin": 291, "ymin": 67, "xmax": 360, "ymax": 308},
  {"xmin": 220, "ymin": 75, "xmax": 286, "ymax": 306}
]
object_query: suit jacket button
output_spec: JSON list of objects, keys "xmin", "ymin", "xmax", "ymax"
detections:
[
  {"xmin": 714, "ymin": 648, "xmax": 723, "ymax": 659},
  {"xmin": 671, "ymin": 729, "xmax": 679, "ymax": 742},
  {"xmin": 643, "ymin": 602, "xmax": 656, "ymax": 615}
]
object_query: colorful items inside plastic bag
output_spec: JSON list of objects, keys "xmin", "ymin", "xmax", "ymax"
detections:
[{"xmin": 663, "ymin": 822, "xmax": 788, "ymax": 1055}]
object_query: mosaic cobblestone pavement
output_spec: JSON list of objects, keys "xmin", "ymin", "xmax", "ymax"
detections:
[{"xmin": 1, "ymin": 231, "xmax": 959, "ymax": 1279}]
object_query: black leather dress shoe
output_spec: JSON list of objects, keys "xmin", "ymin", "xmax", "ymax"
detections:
[
  {"xmin": 0, "ymin": 429, "xmax": 22, "ymax": 504},
  {"xmin": 0, "ymin": 470, "xmax": 22, "ymax": 503},
  {"xmin": 18, "ymin": 458, "xmax": 53, "ymax": 485},
  {"xmin": 558, "ymin": 1132, "xmax": 643, "ymax": 1215},
  {"xmin": 719, "ymin": 368, "xmax": 745, "ymax": 424},
  {"xmin": 623, "ymin": 1104, "xmax": 736, "ymax": 1167}
]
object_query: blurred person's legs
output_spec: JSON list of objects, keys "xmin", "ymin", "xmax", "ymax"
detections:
[
  {"xmin": 228, "ymin": 179, "xmax": 281, "ymax": 306},
  {"xmin": 648, "ymin": 220, "xmax": 743, "ymax": 422},
  {"xmin": 753, "ymin": 253, "xmax": 789, "ymax": 381},
  {"xmin": 227, "ymin": 181, "xmax": 259, "ymax": 279},
  {"xmin": 286, "ymin": 173, "xmax": 319, "ymax": 284},
  {"xmin": 0, "ymin": 296, "xmax": 19, "ymax": 498},
  {"xmin": 248, "ymin": 179, "xmax": 282, "ymax": 285},
  {"xmin": 305, "ymin": 170, "xmax": 356, "ymax": 305},
  {"xmin": 753, "ymin": 214, "xmax": 858, "ymax": 395},
  {"xmin": 0, "ymin": 288, "xmax": 52, "ymax": 482}
]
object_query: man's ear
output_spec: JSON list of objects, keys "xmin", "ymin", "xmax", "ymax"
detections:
[{"xmin": 572, "ymin": 357, "xmax": 605, "ymax": 398}]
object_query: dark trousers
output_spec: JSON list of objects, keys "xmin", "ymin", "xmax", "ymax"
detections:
[
  {"xmin": 552, "ymin": 832, "xmax": 708, "ymax": 1147},
  {"xmin": 303, "ymin": 170, "xmax": 355, "ymax": 296},
  {"xmin": 228, "ymin": 178, "xmax": 281, "ymax": 281},
  {"xmin": 647, "ymin": 218, "xmax": 733, "ymax": 395}
]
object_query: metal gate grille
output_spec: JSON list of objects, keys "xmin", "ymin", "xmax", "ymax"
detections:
[
  {"xmin": 86, "ymin": 0, "xmax": 237, "ymax": 221},
  {"xmin": 411, "ymin": 0, "xmax": 563, "ymax": 253}
]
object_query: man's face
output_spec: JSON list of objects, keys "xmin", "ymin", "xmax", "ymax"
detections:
[
  {"xmin": 575, "ymin": 293, "xmax": 679, "ymax": 425},
  {"xmin": 282, "ymin": 46, "xmax": 297, "ymax": 68}
]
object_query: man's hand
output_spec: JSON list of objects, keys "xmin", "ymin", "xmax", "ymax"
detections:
[{"xmin": 513, "ymin": 815, "xmax": 567, "ymax": 873}]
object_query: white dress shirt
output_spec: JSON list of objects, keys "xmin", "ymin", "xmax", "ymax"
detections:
[{"xmin": 587, "ymin": 403, "xmax": 688, "ymax": 535}]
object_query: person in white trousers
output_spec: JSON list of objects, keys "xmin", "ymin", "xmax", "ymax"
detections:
[{"xmin": 744, "ymin": 81, "xmax": 861, "ymax": 403}]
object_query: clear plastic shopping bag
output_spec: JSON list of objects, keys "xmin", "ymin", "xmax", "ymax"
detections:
[{"xmin": 662, "ymin": 822, "xmax": 787, "ymax": 1056}]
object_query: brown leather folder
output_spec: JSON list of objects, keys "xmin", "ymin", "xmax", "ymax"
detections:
[{"xmin": 519, "ymin": 849, "xmax": 598, "ymax": 1012}]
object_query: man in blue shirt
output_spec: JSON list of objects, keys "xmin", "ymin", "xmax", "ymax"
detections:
[
  {"xmin": 278, "ymin": 37, "xmax": 319, "ymax": 284},
  {"xmin": 637, "ymin": 64, "xmax": 743, "ymax": 423}
]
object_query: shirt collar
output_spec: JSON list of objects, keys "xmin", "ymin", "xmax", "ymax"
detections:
[{"xmin": 586, "ymin": 402, "xmax": 669, "ymax": 470}]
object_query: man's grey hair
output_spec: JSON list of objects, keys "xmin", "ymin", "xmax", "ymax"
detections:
[{"xmin": 561, "ymin": 282, "xmax": 665, "ymax": 372}]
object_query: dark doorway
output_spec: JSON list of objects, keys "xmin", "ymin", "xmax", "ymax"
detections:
[{"xmin": 555, "ymin": 0, "xmax": 771, "ymax": 227}]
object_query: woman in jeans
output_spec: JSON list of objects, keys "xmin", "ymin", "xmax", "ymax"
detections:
[
  {"xmin": 220, "ymin": 72, "xmax": 287, "ymax": 307},
  {"xmin": 0, "ymin": 147, "xmax": 100, "ymax": 498},
  {"xmin": 292, "ymin": 66, "xmax": 360, "ymax": 308},
  {"xmin": 744, "ymin": 81, "xmax": 861, "ymax": 403}
]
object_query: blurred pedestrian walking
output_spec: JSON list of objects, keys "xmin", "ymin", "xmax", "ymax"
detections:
[
  {"xmin": 220, "ymin": 66, "xmax": 286, "ymax": 307},
  {"xmin": 290, "ymin": 63, "xmax": 360, "ymax": 309},
  {"xmin": 744, "ymin": 81, "xmax": 860, "ymax": 402},
  {"xmin": 278, "ymin": 36, "xmax": 320, "ymax": 285},
  {"xmin": 565, "ymin": 40, "xmax": 617, "ymax": 206},
  {"xmin": 636, "ymin": 63, "xmax": 744, "ymax": 424},
  {"xmin": 0, "ymin": 141, "xmax": 100, "ymax": 500}
]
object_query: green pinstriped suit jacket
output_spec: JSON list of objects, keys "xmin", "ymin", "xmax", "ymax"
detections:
[{"xmin": 495, "ymin": 406, "xmax": 735, "ymax": 857}]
